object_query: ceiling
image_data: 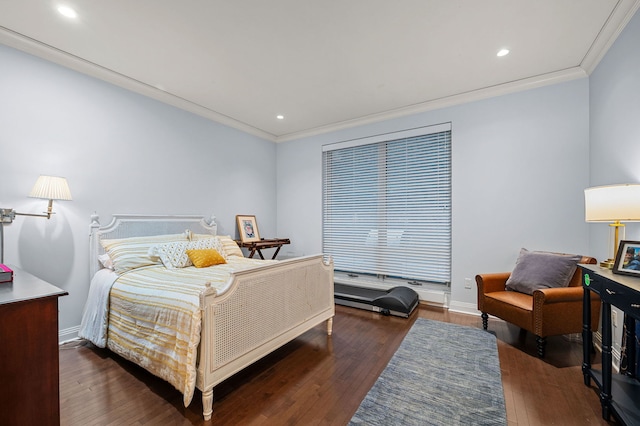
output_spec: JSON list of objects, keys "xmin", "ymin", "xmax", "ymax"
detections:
[{"xmin": 1, "ymin": 1, "xmax": 639, "ymax": 142}]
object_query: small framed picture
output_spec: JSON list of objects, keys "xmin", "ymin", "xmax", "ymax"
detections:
[
  {"xmin": 613, "ymin": 240, "xmax": 640, "ymax": 276},
  {"xmin": 236, "ymin": 215, "xmax": 260, "ymax": 243}
]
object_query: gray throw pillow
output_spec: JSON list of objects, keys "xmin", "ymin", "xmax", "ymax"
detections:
[{"xmin": 505, "ymin": 248, "xmax": 581, "ymax": 295}]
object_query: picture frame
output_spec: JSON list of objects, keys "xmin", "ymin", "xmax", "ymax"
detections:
[
  {"xmin": 236, "ymin": 215, "xmax": 260, "ymax": 243},
  {"xmin": 613, "ymin": 240, "xmax": 640, "ymax": 277}
]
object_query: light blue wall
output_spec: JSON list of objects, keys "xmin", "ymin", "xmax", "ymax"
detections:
[
  {"xmin": 589, "ymin": 9, "xmax": 640, "ymax": 262},
  {"xmin": 0, "ymin": 44, "xmax": 277, "ymax": 336},
  {"xmin": 589, "ymin": 8, "xmax": 640, "ymax": 356},
  {"xmin": 277, "ymin": 8, "xmax": 640, "ymax": 315},
  {"xmin": 277, "ymin": 78, "xmax": 591, "ymax": 313},
  {"xmin": 2, "ymin": 7, "xmax": 638, "ymax": 332}
]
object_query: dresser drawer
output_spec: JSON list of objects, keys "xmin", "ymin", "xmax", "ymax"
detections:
[
  {"xmin": 583, "ymin": 271, "xmax": 604, "ymax": 295},
  {"xmin": 595, "ymin": 278, "xmax": 640, "ymax": 316}
]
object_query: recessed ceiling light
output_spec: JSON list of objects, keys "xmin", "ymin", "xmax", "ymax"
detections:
[
  {"xmin": 57, "ymin": 5, "xmax": 78, "ymax": 19},
  {"xmin": 276, "ymin": 115, "xmax": 284, "ymax": 120},
  {"xmin": 497, "ymin": 49, "xmax": 510, "ymax": 57}
]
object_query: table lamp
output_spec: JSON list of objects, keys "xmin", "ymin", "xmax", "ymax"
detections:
[
  {"xmin": 0, "ymin": 175, "xmax": 72, "ymax": 263},
  {"xmin": 585, "ymin": 184, "xmax": 640, "ymax": 268}
]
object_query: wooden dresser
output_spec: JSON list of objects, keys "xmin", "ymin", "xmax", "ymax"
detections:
[{"xmin": 0, "ymin": 266, "xmax": 68, "ymax": 426}]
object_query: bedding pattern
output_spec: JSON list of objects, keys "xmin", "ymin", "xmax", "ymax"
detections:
[
  {"xmin": 86, "ymin": 215, "xmax": 334, "ymax": 420},
  {"xmin": 90, "ymin": 257, "xmax": 274, "ymax": 407}
]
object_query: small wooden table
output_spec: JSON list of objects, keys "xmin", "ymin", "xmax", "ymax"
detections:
[{"xmin": 236, "ymin": 238, "xmax": 291, "ymax": 259}]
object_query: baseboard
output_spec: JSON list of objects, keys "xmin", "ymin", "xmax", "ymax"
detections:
[
  {"xmin": 412, "ymin": 287, "xmax": 449, "ymax": 308},
  {"xmin": 447, "ymin": 300, "xmax": 479, "ymax": 315},
  {"xmin": 59, "ymin": 325, "xmax": 80, "ymax": 344}
]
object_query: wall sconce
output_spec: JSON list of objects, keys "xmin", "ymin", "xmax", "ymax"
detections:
[
  {"xmin": 0, "ymin": 175, "xmax": 72, "ymax": 263},
  {"xmin": 585, "ymin": 183, "xmax": 640, "ymax": 268}
]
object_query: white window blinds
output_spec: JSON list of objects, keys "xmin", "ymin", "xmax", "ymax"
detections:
[{"xmin": 322, "ymin": 124, "xmax": 451, "ymax": 284}]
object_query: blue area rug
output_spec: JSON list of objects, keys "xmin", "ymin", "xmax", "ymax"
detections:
[{"xmin": 350, "ymin": 318, "xmax": 506, "ymax": 425}]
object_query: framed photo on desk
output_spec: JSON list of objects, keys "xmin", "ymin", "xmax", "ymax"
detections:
[
  {"xmin": 236, "ymin": 215, "xmax": 260, "ymax": 243},
  {"xmin": 613, "ymin": 240, "xmax": 640, "ymax": 276}
]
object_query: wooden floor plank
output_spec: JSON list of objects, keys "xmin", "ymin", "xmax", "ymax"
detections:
[{"xmin": 59, "ymin": 304, "xmax": 612, "ymax": 425}]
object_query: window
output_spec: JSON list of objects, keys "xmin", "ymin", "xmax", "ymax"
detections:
[{"xmin": 322, "ymin": 123, "xmax": 451, "ymax": 284}]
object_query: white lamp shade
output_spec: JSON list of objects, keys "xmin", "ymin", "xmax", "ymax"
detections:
[
  {"xmin": 585, "ymin": 184, "xmax": 640, "ymax": 222},
  {"xmin": 28, "ymin": 175, "xmax": 73, "ymax": 201}
]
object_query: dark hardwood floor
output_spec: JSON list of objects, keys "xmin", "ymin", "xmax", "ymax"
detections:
[{"xmin": 59, "ymin": 305, "xmax": 614, "ymax": 425}]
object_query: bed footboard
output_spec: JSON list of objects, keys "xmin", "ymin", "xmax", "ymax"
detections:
[{"xmin": 196, "ymin": 254, "xmax": 334, "ymax": 420}]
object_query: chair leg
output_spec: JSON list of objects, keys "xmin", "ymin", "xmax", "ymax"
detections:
[
  {"xmin": 481, "ymin": 312, "xmax": 488, "ymax": 330},
  {"xmin": 536, "ymin": 335, "xmax": 546, "ymax": 358}
]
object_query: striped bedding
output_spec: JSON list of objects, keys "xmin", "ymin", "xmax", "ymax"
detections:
[{"xmin": 100, "ymin": 257, "xmax": 274, "ymax": 406}]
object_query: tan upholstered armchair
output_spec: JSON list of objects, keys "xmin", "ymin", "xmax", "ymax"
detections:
[{"xmin": 476, "ymin": 253, "xmax": 600, "ymax": 358}]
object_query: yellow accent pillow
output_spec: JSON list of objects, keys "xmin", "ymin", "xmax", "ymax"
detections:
[{"xmin": 186, "ymin": 249, "xmax": 227, "ymax": 268}]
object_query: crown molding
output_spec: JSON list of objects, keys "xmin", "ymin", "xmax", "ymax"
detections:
[
  {"xmin": 580, "ymin": 0, "xmax": 640, "ymax": 74},
  {"xmin": 276, "ymin": 67, "xmax": 588, "ymax": 143},
  {"xmin": 5, "ymin": 0, "xmax": 637, "ymax": 146},
  {"xmin": 0, "ymin": 27, "xmax": 277, "ymax": 142}
]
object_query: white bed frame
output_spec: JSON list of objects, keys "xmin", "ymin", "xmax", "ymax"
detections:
[{"xmin": 89, "ymin": 213, "xmax": 334, "ymax": 420}]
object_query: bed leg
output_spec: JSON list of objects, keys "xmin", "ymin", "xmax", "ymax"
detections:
[
  {"xmin": 202, "ymin": 388, "xmax": 214, "ymax": 421},
  {"xmin": 327, "ymin": 317, "xmax": 333, "ymax": 336}
]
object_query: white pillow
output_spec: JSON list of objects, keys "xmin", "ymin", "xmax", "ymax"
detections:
[
  {"xmin": 215, "ymin": 235, "xmax": 244, "ymax": 257},
  {"xmin": 101, "ymin": 233, "xmax": 188, "ymax": 274},
  {"xmin": 98, "ymin": 253, "xmax": 114, "ymax": 269},
  {"xmin": 151, "ymin": 237, "xmax": 227, "ymax": 268},
  {"xmin": 189, "ymin": 234, "xmax": 244, "ymax": 258}
]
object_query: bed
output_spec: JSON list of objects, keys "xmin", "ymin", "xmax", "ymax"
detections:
[{"xmin": 79, "ymin": 213, "xmax": 334, "ymax": 420}]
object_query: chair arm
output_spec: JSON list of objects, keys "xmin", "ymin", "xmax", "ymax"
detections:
[
  {"xmin": 476, "ymin": 273, "xmax": 511, "ymax": 312},
  {"xmin": 476, "ymin": 273, "xmax": 511, "ymax": 294},
  {"xmin": 532, "ymin": 286, "xmax": 585, "ymax": 305},
  {"xmin": 533, "ymin": 286, "xmax": 601, "ymax": 307},
  {"xmin": 532, "ymin": 286, "xmax": 601, "ymax": 336}
]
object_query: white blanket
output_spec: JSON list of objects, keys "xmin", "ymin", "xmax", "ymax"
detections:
[{"xmin": 79, "ymin": 268, "xmax": 118, "ymax": 348}]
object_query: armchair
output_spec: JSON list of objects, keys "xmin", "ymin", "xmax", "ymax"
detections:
[{"xmin": 476, "ymin": 253, "xmax": 600, "ymax": 358}]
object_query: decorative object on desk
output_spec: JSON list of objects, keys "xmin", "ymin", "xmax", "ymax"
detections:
[
  {"xmin": 584, "ymin": 184, "xmax": 640, "ymax": 268},
  {"xmin": 0, "ymin": 264, "xmax": 13, "ymax": 283},
  {"xmin": 236, "ymin": 214, "xmax": 260, "ymax": 243},
  {"xmin": 0, "ymin": 175, "xmax": 72, "ymax": 263},
  {"xmin": 612, "ymin": 240, "xmax": 640, "ymax": 277}
]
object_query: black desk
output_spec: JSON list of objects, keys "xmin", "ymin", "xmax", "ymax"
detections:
[{"xmin": 581, "ymin": 265, "xmax": 640, "ymax": 425}]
